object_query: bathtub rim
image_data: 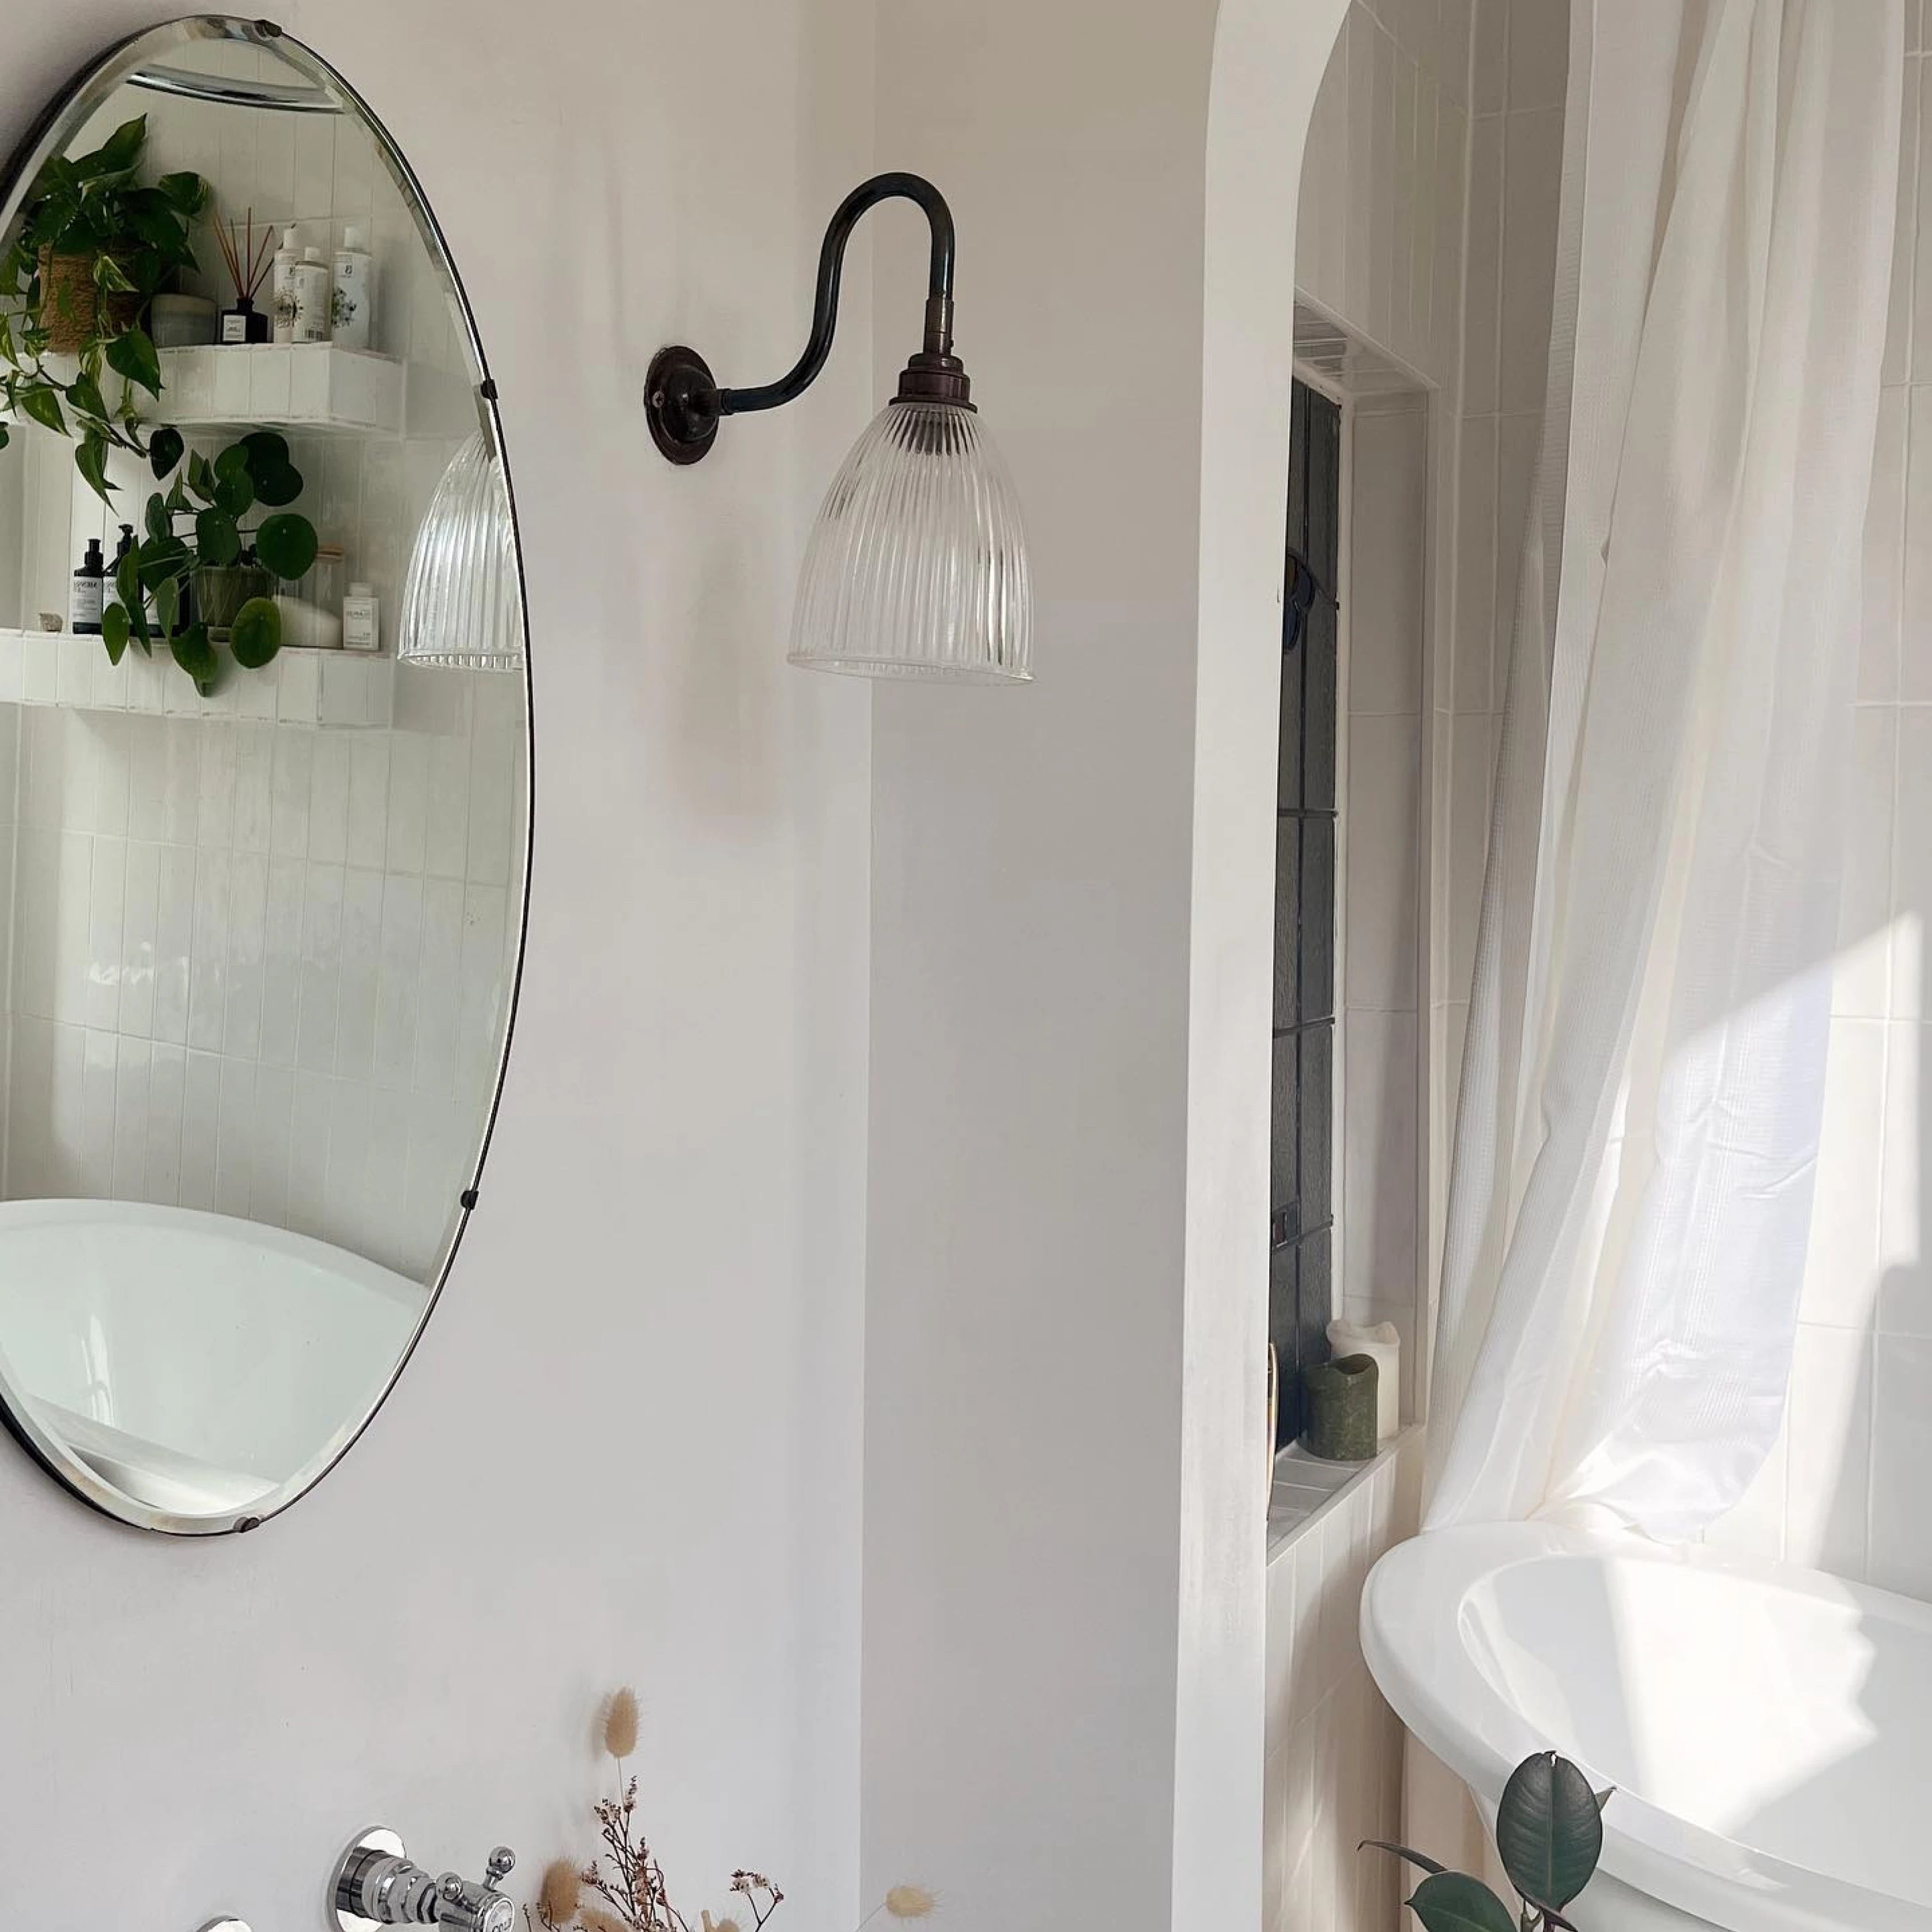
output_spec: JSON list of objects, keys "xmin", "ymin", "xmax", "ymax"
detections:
[
  {"xmin": 1361, "ymin": 1522, "xmax": 1932, "ymax": 1932},
  {"xmin": 0, "ymin": 1197, "xmax": 425, "ymax": 1534}
]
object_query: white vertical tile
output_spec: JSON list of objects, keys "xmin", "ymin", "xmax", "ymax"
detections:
[
  {"xmin": 1870, "ymin": 1336, "xmax": 1932, "ymax": 1600},
  {"xmin": 81, "ymin": 1025, "xmax": 117, "ymax": 1197},
  {"xmin": 111, "ymin": 1035, "xmax": 149, "ymax": 1200},
  {"xmin": 1880, "ymin": 1020, "xmax": 1932, "ymax": 1336},
  {"xmin": 465, "ymin": 679, "xmax": 519, "ymax": 886},
  {"xmin": 271, "ymin": 726, "xmax": 314, "ymax": 857},
  {"xmin": 1342, "ymin": 1010, "xmax": 1421, "ymax": 1311},
  {"xmin": 1784, "ymin": 1325, "xmax": 1873, "ymax": 1578},
  {"xmin": 223, "ymin": 852, "xmax": 270, "ymax": 1061},
  {"xmin": 296, "ymin": 862, "xmax": 345, "ymax": 1075},
  {"xmin": 152, "ymin": 843, "xmax": 195, "ymax": 1047},
  {"xmin": 85, "ymin": 835, "xmax": 124, "ymax": 1033},
  {"xmin": 336, "ymin": 867, "xmax": 385, "ymax": 1084},
  {"xmin": 1834, "ymin": 707, "xmax": 1894, "ymax": 1020},
  {"xmin": 414, "ymin": 877, "xmax": 465, "ymax": 1096},
  {"xmin": 177, "ymin": 1050, "xmax": 222, "ymax": 1211},
  {"xmin": 1499, "ymin": 107, "xmax": 1562, "ymax": 416},
  {"xmin": 386, "ymin": 733, "xmax": 430, "ymax": 874},
  {"xmin": 286, "ymin": 1070, "xmax": 333, "ymax": 1240},
  {"xmin": 187, "ymin": 848, "xmax": 231, "ymax": 1053},
  {"xmin": 233, "ymin": 721, "xmax": 274, "ymax": 852},
  {"xmin": 1798, "ymin": 1018, "xmax": 1885, "ymax": 1330},
  {"xmin": 1462, "ymin": 115, "xmax": 1503, "ymax": 414},
  {"xmin": 214, "ymin": 1057, "xmax": 258, "ymax": 1219},
  {"xmin": 1863, "ymin": 388, "xmax": 1906, "ymax": 703},
  {"xmin": 373, "ymin": 876, "xmax": 424, "ymax": 1089},
  {"xmin": 259, "ymin": 857, "xmax": 307, "ymax": 1069},
  {"xmin": 347, "ymin": 733, "xmax": 391, "ymax": 869},
  {"xmin": 424, "ymin": 731, "xmax": 471, "ymax": 879},
  {"xmin": 1349, "ymin": 410, "xmax": 1427, "ymax": 715},
  {"xmin": 1345, "ymin": 715, "xmax": 1422, "ymax": 1009},
  {"xmin": 54, "ymin": 831, "xmax": 92, "ymax": 1027},
  {"xmin": 250, "ymin": 1062, "xmax": 295, "ymax": 1229}
]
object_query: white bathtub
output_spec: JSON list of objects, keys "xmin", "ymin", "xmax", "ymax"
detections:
[
  {"xmin": 1362, "ymin": 1523, "xmax": 1932, "ymax": 1932},
  {"xmin": 0, "ymin": 1198, "xmax": 424, "ymax": 1526}
]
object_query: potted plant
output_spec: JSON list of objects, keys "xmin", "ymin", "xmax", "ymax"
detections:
[
  {"xmin": 1365, "ymin": 1750, "xmax": 1612, "ymax": 1932},
  {"xmin": 2, "ymin": 114, "xmax": 203, "ymax": 354},
  {"xmin": 0, "ymin": 119, "xmax": 318, "ymax": 689}
]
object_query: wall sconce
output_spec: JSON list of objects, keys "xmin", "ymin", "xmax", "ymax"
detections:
[{"xmin": 646, "ymin": 172, "xmax": 1032, "ymax": 683}]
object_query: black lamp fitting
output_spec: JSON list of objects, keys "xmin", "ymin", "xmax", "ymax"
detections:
[{"xmin": 646, "ymin": 171, "xmax": 972, "ymax": 466}]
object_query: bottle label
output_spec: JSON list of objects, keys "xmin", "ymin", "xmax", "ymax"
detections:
[{"xmin": 71, "ymin": 575, "xmax": 103, "ymax": 628}]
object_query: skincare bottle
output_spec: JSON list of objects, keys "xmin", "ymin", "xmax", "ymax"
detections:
[
  {"xmin": 70, "ymin": 537, "xmax": 105, "ymax": 635},
  {"xmin": 105, "ymin": 522, "xmax": 134, "ymax": 617},
  {"xmin": 292, "ymin": 247, "xmax": 332, "ymax": 344},
  {"xmin": 271, "ymin": 226, "xmax": 300, "ymax": 344},
  {"xmin": 342, "ymin": 581, "xmax": 379, "ymax": 652},
  {"xmin": 331, "ymin": 226, "xmax": 376, "ymax": 350}
]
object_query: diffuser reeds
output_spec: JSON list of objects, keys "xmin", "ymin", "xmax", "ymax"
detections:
[{"xmin": 213, "ymin": 206, "xmax": 277, "ymax": 305}]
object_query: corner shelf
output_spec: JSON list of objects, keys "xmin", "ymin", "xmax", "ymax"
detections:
[
  {"xmin": 150, "ymin": 343, "xmax": 404, "ymax": 436},
  {"xmin": 0, "ymin": 627, "xmax": 395, "ymax": 728}
]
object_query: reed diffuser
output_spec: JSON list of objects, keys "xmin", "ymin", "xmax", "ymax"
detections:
[{"xmin": 214, "ymin": 207, "xmax": 276, "ymax": 344}]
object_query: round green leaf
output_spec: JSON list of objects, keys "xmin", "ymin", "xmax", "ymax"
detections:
[
  {"xmin": 1406, "ymin": 1872, "xmax": 1518, "ymax": 1932},
  {"xmin": 194, "ymin": 506, "xmax": 240, "ymax": 568},
  {"xmin": 228, "ymin": 595, "xmax": 281, "ymax": 670},
  {"xmin": 239, "ymin": 429, "xmax": 289, "ymax": 474},
  {"xmin": 149, "ymin": 425, "xmax": 184, "ymax": 480},
  {"xmin": 100, "ymin": 602, "xmax": 129, "ymax": 665},
  {"xmin": 212, "ymin": 465, "xmax": 254, "ymax": 518},
  {"xmin": 250, "ymin": 461, "xmax": 303, "ymax": 508},
  {"xmin": 168, "ymin": 622, "xmax": 218, "ymax": 691},
  {"xmin": 144, "ymin": 489, "xmax": 172, "ymax": 544},
  {"xmin": 252, "ymin": 512, "xmax": 317, "ymax": 582},
  {"xmin": 1496, "ymin": 1752, "xmax": 1603, "ymax": 1912}
]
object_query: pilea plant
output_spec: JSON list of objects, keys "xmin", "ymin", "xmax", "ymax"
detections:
[
  {"xmin": 0, "ymin": 113, "xmax": 319, "ymax": 689},
  {"xmin": 1365, "ymin": 1750, "xmax": 1613, "ymax": 1932}
]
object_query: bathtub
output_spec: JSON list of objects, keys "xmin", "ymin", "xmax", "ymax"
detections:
[
  {"xmin": 0, "ymin": 1197, "xmax": 424, "ymax": 1526},
  {"xmin": 1361, "ymin": 1523, "xmax": 1932, "ymax": 1932}
]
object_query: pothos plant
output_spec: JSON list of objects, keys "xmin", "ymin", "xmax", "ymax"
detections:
[
  {"xmin": 1365, "ymin": 1750, "xmax": 1612, "ymax": 1932},
  {"xmin": 0, "ymin": 113, "xmax": 319, "ymax": 690}
]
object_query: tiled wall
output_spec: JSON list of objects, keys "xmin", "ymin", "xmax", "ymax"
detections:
[
  {"xmin": 1264, "ymin": 1432, "xmax": 1426, "ymax": 1932},
  {"xmin": 1707, "ymin": 2, "xmax": 1932, "ymax": 1602},
  {"xmin": 1432, "ymin": 0, "xmax": 1565, "ymax": 1298},
  {"xmin": 0, "ymin": 673, "xmax": 523, "ymax": 1281}
]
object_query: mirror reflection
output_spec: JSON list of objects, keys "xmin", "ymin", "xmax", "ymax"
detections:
[{"xmin": 0, "ymin": 20, "xmax": 529, "ymax": 1532}]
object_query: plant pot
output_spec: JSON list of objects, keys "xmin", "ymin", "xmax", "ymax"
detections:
[
  {"xmin": 35, "ymin": 247, "xmax": 142, "ymax": 355},
  {"xmin": 193, "ymin": 565, "xmax": 272, "ymax": 640}
]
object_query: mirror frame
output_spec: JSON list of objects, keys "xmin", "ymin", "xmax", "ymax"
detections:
[{"xmin": 0, "ymin": 15, "xmax": 534, "ymax": 1535}]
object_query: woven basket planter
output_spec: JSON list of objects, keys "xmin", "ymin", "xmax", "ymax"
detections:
[{"xmin": 36, "ymin": 247, "xmax": 142, "ymax": 354}]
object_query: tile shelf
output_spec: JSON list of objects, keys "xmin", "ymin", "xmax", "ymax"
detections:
[
  {"xmin": 146, "ymin": 342, "xmax": 405, "ymax": 436},
  {"xmin": 0, "ymin": 627, "xmax": 395, "ymax": 729}
]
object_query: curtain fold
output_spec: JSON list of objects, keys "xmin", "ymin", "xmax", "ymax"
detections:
[{"xmin": 1424, "ymin": 0, "xmax": 1904, "ymax": 1539}]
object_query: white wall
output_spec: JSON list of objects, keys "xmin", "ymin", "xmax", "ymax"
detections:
[{"xmin": 0, "ymin": 3, "xmax": 873, "ymax": 1928}]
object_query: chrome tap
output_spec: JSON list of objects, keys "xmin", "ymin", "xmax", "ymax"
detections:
[{"xmin": 331, "ymin": 1828, "xmax": 516, "ymax": 1932}]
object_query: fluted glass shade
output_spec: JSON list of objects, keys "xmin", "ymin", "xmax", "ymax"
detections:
[
  {"xmin": 789, "ymin": 398, "xmax": 1031, "ymax": 682},
  {"xmin": 398, "ymin": 430, "xmax": 524, "ymax": 671}
]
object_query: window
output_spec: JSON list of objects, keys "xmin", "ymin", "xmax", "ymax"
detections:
[{"xmin": 1271, "ymin": 378, "xmax": 1340, "ymax": 1449}]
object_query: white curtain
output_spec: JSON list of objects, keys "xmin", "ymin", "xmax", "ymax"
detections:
[{"xmin": 1424, "ymin": 0, "xmax": 1903, "ymax": 1539}]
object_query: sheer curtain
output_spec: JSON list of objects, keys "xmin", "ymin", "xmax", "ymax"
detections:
[{"xmin": 1425, "ymin": 0, "xmax": 1904, "ymax": 1539}]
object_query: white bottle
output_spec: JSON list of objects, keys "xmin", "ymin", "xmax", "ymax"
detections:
[
  {"xmin": 331, "ymin": 226, "xmax": 376, "ymax": 352},
  {"xmin": 342, "ymin": 582, "xmax": 379, "ymax": 652},
  {"xmin": 270, "ymin": 227, "xmax": 300, "ymax": 344},
  {"xmin": 292, "ymin": 246, "xmax": 332, "ymax": 344}
]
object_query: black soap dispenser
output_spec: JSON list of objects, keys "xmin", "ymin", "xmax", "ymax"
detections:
[{"xmin": 70, "ymin": 536, "xmax": 105, "ymax": 635}]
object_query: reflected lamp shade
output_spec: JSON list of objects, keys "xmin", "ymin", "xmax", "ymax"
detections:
[
  {"xmin": 789, "ymin": 398, "xmax": 1031, "ymax": 681},
  {"xmin": 397, "ymin": 429, "xmax": 524, "ymax": 671}
]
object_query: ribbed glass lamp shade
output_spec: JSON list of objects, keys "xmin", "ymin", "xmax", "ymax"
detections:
[
  {"xmin": 788, "ymin": 398, "xmax": 1031, "ymax": 681},
  {"xmin": 397, "ymin": 430, "xmax": 524, "ymax": 671}
]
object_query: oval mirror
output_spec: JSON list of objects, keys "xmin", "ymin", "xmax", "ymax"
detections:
[{"xmin": 0, "ymin": 19, "xmax": 530, "ymax": 1532}]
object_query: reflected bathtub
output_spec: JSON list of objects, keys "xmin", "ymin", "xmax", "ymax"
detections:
[
  {"xmin": 0, "ymin": 1198, "xmax": 423, "ymax": 1523},
  {"xmin": 1363, "ymin": 1523, "xmax": 1932, "ymax": 1932}
]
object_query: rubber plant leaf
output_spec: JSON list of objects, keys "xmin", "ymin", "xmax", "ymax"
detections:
[
  {"xmin": 1361, "ymin": 1842, "xmax": 1448, "ymax": 1882},
  {"xmin": 1406, "ymin": 1873, "xmax": 1517, "ymax": 1932},
  {"xmin": 1495, "ymin": 1752, "xmax": 1603, "ymax": 1912}
]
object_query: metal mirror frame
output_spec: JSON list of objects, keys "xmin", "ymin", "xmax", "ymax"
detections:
[{"xmin": 0, "ymin": 16, "xmax": 534, "ymax": 1535}]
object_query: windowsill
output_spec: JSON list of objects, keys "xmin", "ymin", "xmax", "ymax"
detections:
[{"xmin": 1266, "ymin": 1426, "xmax": 1417, "ymax": 1564}]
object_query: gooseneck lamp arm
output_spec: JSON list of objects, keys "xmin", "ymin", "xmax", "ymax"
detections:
[{"xmin": 645, "ymin": 171, "xmax": 972, "ymax": 465}]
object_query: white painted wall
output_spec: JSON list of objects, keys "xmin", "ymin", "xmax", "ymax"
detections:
[{"xmin": 0, "ymin": 3, "xmax": 874, "ymax": 1927}]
